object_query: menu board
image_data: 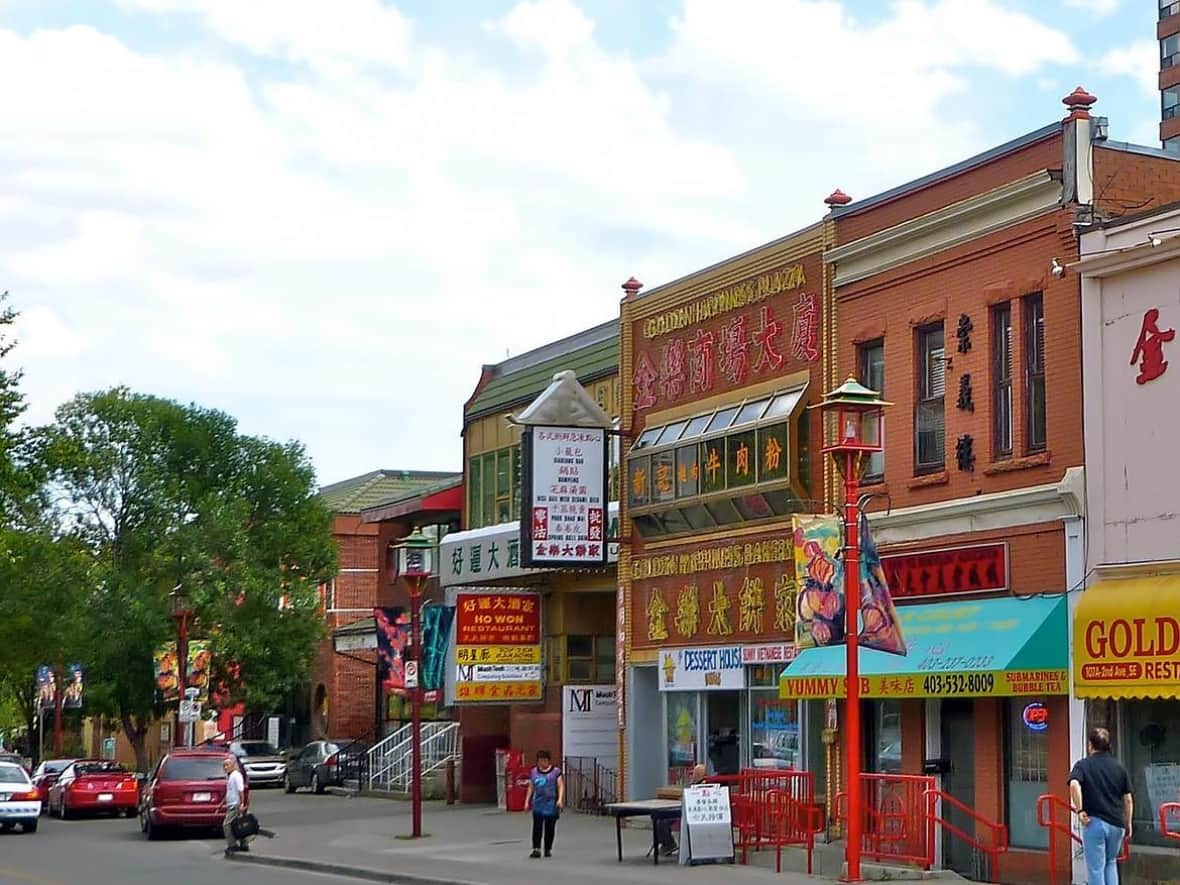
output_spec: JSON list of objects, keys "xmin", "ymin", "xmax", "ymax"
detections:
[{"xmin": 680, "ymin": 783, "xmax": 735, "ymax": 866}]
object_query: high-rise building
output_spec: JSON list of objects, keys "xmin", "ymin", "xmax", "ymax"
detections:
[{"xmin": 1160, "ymin": 0, "xmax": 1180, "ymax": 151}]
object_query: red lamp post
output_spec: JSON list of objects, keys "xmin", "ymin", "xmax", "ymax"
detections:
[
  {"xmin": 815, "ymin": 378, "xmax": 890, "ymax": 883},
  {"xmin": 392, "ymin": 530, "xmax": 434, "ymax": 839},
  {"xmin": 170, "ymin": 585, "xmax": 195, "ymax": 748}
]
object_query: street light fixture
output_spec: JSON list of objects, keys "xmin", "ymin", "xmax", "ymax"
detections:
[
  {"xmin": 170, "ymin": 584, "xmax": 195, "ymax": 748},
  {"xmin": 392, "ymin": 529, "xmax": 435, "ymax": 839},
  {"xmin": 813, "ymin": 377, "xmax": 891, "ymax": 883}
]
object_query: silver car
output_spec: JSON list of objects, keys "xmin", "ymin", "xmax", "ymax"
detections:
[{"xmin": 230, "ymin": 740, "xmax": 287, "ymax": 788}]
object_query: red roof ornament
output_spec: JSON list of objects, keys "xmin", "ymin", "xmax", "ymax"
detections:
[
  {"xmin": 621, "ymin": 276, "xmax": 643, "ymax": 296},
  {"xmin": 1062, "ymin": 86, "xmax": 1097, "ymax": 121},
  {"xmin": 825, "ymin": 189, "xmax": 852, "ymax": 207}
]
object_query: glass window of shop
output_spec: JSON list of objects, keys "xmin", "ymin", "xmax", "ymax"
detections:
[
  {"xmin": 866, "ymin": 700, "xmax": 902, "ymax": 773},
  {"xmin": 666, "ymin": 692, "xmax": 700, "ymax": 784},
  {"xmin": 1121, "ymin": 699, "xmax": 1180, "ymax": 847},
  {"xmin": 1005, "ymin": 699, "xmax": 1049, "ymax": 849},
  {"xmin": 749, "ymin": 664, "xmax": 800, "ymax": 769}
]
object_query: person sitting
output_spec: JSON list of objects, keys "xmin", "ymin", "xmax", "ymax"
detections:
[{"xmin": 657, "ymin": 763, "xmax": 706, "ymax": 856}]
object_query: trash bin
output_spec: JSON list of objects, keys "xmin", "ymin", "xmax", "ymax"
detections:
[{"xmin": 505, "ymin": 765, "xmax": 531, "ymax": 813}]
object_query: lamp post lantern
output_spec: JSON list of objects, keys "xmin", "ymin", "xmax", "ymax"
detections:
[
  {"xmin": 170, "ymin": 585, "xmax": 195, "ymax": 748},
  {"xmin": 392, "ymin": 529, "xmax": 435, "ymax": 839},
  {"xmin": 814, "ymin": 377, "xmax": 890, "ymax": 883}
]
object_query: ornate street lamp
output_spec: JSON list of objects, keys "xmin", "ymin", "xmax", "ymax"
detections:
[
  {"xmin": 170, "ymin": 584, "xmax": 195, "ymax": 748},
  {"xmin": 813, "ymin": 378, "xmax": 890, "ymax": 883},
  {"xmin": 392, "ymin": 530, "xmax": 434, "ymax": 839}
]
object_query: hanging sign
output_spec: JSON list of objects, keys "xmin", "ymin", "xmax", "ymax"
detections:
[
  {"xmin": 680, "ymin": 783, "xmax": 736, "ymax": 866},
  {"xmin": 454, "ymin": 591, "xmax": 543, "ymax": 703},
  {"xmin": 659, "ymin": 646, "xmax": 744, "ymax": 692},
  {"xmin": 520, "ymin": 426, "xmax": 609, "ymax": 569}
]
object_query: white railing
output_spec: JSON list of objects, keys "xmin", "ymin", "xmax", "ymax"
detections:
[{"xmin": 367, "ymin": 721, "xmax": 460, "ymax": 792}]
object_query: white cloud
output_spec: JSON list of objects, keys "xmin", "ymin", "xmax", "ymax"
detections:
[
  {"xmin": 1063, "ymin": 0, "xmax": 1120, "ymax": 15},
  {"xmin": 0, "ymin": 0, "xmax": 1081, "ymax": 482},
  {"xmin": 1100, "ymin": 41, "xmax": 1159, "ymax": 98}
]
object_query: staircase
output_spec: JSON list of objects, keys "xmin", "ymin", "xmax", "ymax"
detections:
[{"xmin": 366, "ymin": 720, "xmax": 460, "ymax": 794}]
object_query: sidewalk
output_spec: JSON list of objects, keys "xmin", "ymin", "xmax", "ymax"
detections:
[{"xmin": 230, "ymin": 798, "xmax": 835, "ymax": 885}]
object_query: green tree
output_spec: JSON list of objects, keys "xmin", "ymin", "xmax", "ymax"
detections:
[{"xmin": 41, "ymin": 388, "xmax": 336, "ymax": 770}]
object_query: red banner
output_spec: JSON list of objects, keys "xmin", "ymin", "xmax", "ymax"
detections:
[
  {"xmin": 879, "ymin": 543, "xmax": 1008, "ymax": 600},
  {"xmin": 455, "ymin": 592, "xmax": 541, "ymax": 646}
]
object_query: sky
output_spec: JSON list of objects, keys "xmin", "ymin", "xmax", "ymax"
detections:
[{"xmin": 0, "ymin": 0, "xmax": 1162, "ymax": 485}]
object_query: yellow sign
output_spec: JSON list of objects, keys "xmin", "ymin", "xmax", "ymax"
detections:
[
  {"xmin": 641, "ymin": 264, "xmax": 807, "ymax": 339},
  {"xmin": 455, "ymin": 681, "xmax": 542, "ymax": 701},
  {"xmin": 455, "ymin": 645, "xmax": 542, "ymax": 664},
  {"xmin": 631, "ymin": 539, "xmax": 794, "ymax": 581},
  {"xmin": 780, "ymin": 668, "xmax": 1069, "ymax": 700}
]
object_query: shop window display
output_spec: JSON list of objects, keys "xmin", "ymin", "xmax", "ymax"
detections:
[
  {"xmin": 1123, "ymin": 699, "xmax": 1180, "ymax": 847},
  {"xmin": 666, "ymin": 693, "xmax": 698, "ymax": 784},
  {"xmin": 749, "ymin": 663, "xmax": 799, "ymax": 769}
]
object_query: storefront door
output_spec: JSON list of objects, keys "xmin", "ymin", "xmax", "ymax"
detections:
[
  {"xmin": 706, "ymin": 692, "xmax": 742, "ymax": 775},
  {"xmin": 940, "ymin": 699, "xmax": 976, "ymax": 876}
]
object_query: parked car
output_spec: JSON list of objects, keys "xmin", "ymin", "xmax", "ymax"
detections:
[
  {"xmin": 0, "ymin": 761, "xmax": 40, "ymax": 833},
  {"xmin": 230, "ymin": 740, "xmax": 287, "ymax": 788},
  {"xmin": 47, "ymin": 760, "xmax": 138, "ymax": 819},
  {"xmin": 0, "ymin": 752, "xmax": 26, "ymax": 771},
  {"xmin": 30, "ymin": 759, "xmax": 76, "ymax": 807},
  {"xmin": 284, "ymin": 741, "xmax": 341, "ymax": 794},
  {"xmin": 139, "ymin": 748, "xmax": 247, "ymax": 840}
]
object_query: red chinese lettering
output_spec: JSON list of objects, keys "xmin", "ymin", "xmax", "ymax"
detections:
[
  {"xmin": 752, "ymin": 305, "xmax": 784, "ymax": 372},
  {"xmin": 1130, "ymin": 308, "xmax": 1175, "ymax": 384},
  {"xmin": 791, "ymin": 292, "xmax": 820, "ymax": 363},
  {"xmin": 689, "ymin": 329, "xmax": 715, "ymax": 393},
  {"xmin": 633, "ymin": 352, "xmax": 658, "ymax": 409},
  {"xmin": 661, "ymin": 337, "xmax": 687, "ymax": 400},
  {"xmin": 717, "ymin": 314, "xmax": 750, "ymax": 385}
]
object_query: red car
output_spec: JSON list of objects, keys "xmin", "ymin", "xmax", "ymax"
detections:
[
  {"xmin": 139, "ymin": 749, "xmax": 247, "ymax": 840},
  {"xmin": 30, "ymin": 759, "xmax": 76, "ymax": 806},
  {"xmin": 47, "ymin": 760, "xmax": 138, "ymax": 819}
]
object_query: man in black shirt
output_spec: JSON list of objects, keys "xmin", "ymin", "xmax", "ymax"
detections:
[{"xmin": 1068, "ymin": 728, "xmax": 1133, "ymax": 885}]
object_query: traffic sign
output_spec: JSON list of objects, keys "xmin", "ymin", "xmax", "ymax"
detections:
[
  {"xmin": 179, "ymin": 700, "xmax": 201, "ymax": 723},
  {"xmin": 405, "ymin": 661, "xmax": 419, "ymax": 689}
]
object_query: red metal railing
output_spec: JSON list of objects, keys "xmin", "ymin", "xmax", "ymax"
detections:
[
  {"xmin": 1037, "ymin": 793, "xmax": 1130, "ymax": 885},
  {"xmin": 925, "ymin": 787, "xmax": 1008, "ymax": 882},
  {"xmin": 704, "ymin": 769, "xmax": 821, "ymax": 871},
  {"xmin": 1159, "ymin": 801, "xmax": 1180, "ymax": 841},
  {"xmin": 835, "ymin": 773, "xmax": 937, "ymax": 869}
]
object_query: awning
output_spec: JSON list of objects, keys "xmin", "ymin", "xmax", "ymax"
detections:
[
  {"xmin": 1074, "ymin": 574, "xmax": 1180, "ymax": 700},
  {"xmin": 780, "ymin": 595, "xmax": 1068, "ymax": 700}
]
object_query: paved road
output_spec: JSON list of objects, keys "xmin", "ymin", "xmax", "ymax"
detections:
[{"xmin": 0, "ymin": 788, "xmax": 374, "ymax": 885}]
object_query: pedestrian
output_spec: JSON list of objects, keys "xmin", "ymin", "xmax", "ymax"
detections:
[
  {"xmin": 1069, "ymin": 727, "xmax": 1134, "ymax": 885},
  {"xmin": 525, "ymin": 750, "xmax": 563, "ymax": 859},
  {"xmin": 222, "ymin": 756, "xmax": 248, "ymax": 857}
]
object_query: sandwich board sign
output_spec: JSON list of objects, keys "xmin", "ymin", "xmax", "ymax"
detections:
[{"xmin": 679, "ymin": 783, "xmax": 735, "ymax": 866}]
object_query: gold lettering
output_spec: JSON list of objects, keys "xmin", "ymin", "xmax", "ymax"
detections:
[{"xmin": 640, "ymin": 263, "xmax": 807, "ymax": 339}]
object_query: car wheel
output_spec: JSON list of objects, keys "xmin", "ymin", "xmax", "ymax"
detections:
[
  {"xmin": 312, "ymin": 771, "xmax": 323, "ymax": 794},
  {"xmin": 0, "ymin": 822, "xmax": 12, "ymax": 832},
  {"xmin": 60, "ymin": 798, "xmax": 71, "ymax": 821},
  {"xmin": 143, "ymin": 810, "xmax": 160, "ymax": 841},
  {"xmin": 22, "ymin": 819, "xmax": 37, "ymax": 834},
  {"xmin": 124, "ymin": 807, "xmax": 137, "ymax": 819},
  {"xmin": 283, "ymin": 773, "xmax": 295, "ymax": 794}
]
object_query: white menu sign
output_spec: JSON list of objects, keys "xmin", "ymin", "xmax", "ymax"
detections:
[
  {"xmin": 680, "ymin": 783, "xmax": 735, "ymax": 866},
  {"xmin": 522, "ymin": 426, "xmax": 608, "ymax": 568}
]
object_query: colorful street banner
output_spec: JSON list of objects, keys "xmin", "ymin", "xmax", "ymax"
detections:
[
  {"xmin": 154, "ymin": 644, "xmax": 180, "ymax": 702},
  {"xmin": 858, "ymin": 513, "xmax": 906, "ymax": 656},
  {"xmin": 154, "ymin": 641, "xmax": 213, "ymax": 703},
  {"xmin": 781, "ymin": 668, "xmax": 1069, "ymax": 700},
  {"xmin": 793, "ymin": 515, "xmax": 845, "ymax": 649},
  {"xmin": 421, "ymin": 605, "xmax": 455, "ymax": 693},
  {"xmin": 36, "ymin": 665, "xmax": 55, "ymax": 710},
  {"xmin": 62, "ymin": 663, "xmax": 84, "ymax": 710},
  {"xmin": 187, "ymin": 641, "xmax": 212, "ymax": 700},
  {"xmin": 454, "ymin": 591, "xmax": 543, "ymax": 703},
  {"xmin": 374, "ymin": 607, "xmax": 410, "ymax": 696}
]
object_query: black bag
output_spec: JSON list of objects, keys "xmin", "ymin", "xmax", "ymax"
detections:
[{"xmin": 230, "ymin": 813, "xmax": 260, "ymax": 840}]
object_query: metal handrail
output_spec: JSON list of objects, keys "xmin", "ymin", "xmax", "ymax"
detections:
[
  {"xmin": 925, "ymin": 788, "xmax": 1007, "ymax": 882},
  {"xmin": 1159, "ymin": 801, "xmax": 1180, "ymax": 841},
  {"xmin": 367, "ymin": 721, "xmax": 459, "ymax": 791},
  {"xmin": 1036, "ymin": 793, "xmax": 1129, "ymax": 885}
]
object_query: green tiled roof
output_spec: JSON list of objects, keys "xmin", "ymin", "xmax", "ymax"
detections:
[
  {"xmin": 318, "ymin": 470, "xmax": 460, "ymax": 514},
  {"xmin": 466, "ymin": 319, "xmax": 618, "ymax": 420}
]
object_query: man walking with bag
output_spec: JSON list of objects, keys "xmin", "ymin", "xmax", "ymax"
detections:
[
  {"xmin": 223, "ymin": 756, "xmax": 249, "ymax": 857},
  {"xmin": 1069, "ymin": 727, "xmax": 1133, "ymax": 885}
]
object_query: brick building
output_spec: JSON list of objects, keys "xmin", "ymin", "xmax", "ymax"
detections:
[
  {"xmin": 440, "ymin": 322, "xmax": 620, "ymax": 803},
  {"xmin": 778, "ymin": 90, "xmax": 1180, "ymax": 884},
  {"xmin": 312, "ymin": 470, "xmax": 460, "ymax": 742}
]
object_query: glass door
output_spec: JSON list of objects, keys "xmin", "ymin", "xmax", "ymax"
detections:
[{"xmin": 706, "ymin": 691, "xmax": 742, "ymax": 775}]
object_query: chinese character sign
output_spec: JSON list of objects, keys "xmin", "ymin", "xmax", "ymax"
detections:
[
  {"xmin": 454, "ymin": 592, "xmax": 543, "ymax": 704},
  {"xmin": 1131, "ymin": 307, "xmax": 1175, "ymax": 385},
  {"xmin": 521, "ymin": 426, "xmax": 608, "ymax": 568}
]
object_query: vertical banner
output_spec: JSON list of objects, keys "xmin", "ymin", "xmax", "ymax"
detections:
[
  {"xmin": 36, "ymin": 666, "xmax": 56, "ymax": 710},
  {"xmin": 421, "ymin": 605, "xmax": 455, "ymax": 693},
  {"xmin": 62, "ymin": 663, "xmax": 84, "ymax": 709},
  {"xmin": 793, "ymin": 515, "xmax": 845, "ymax": 649},
  {"xmin": 154, "ymin": 644, "xmax": 180, "ymax": 702},
  {"xmin": 186, "ymin": 641, "xmax": 213, "ymax": 701},
  {"xmin": 521, "ymin": 426, "xmax": 609, "ymax": 568},
  {"xmin": 858, "ymin": 513, "xmax": 907, "ymax": 656},
  {"xmin": 374, "ymin": 607, "xmax": 410, "ymax": 697}
]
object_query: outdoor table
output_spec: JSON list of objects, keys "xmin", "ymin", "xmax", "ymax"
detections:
[{"xmin": 604, "ymin": 799, "xmax": 683, "ymax": 865}]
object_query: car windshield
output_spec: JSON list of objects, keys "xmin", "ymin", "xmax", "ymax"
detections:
[
  {"xmin": 0, "ymin": 766, "xmax": 29, "ymax": 784},
  {"xmin": 237, "ymin": 743, "xmax": 280, "ymax": 757},
  {"xmin": 162, "ymin": 757, "xmax": 228, "ymax": 781},
  {"xmin": 76, "ymin": 762, "xmax": 125, "ymax": 775},
  {"xmin": 44, "ymin": 760, "xmax": 71, "ymax": 773}
]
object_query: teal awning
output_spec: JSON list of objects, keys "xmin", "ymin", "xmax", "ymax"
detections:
[{"xmin": 780, "ymin": 595, "xmax": 1068, "ymax": 699}]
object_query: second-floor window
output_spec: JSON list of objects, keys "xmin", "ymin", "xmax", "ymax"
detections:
[
  {"xmin": 467, "ymin": 445, "xmax": 519, "ymax": 529},
  {"xmin": 915, "ymin": 324, "xmax": 945, "ymax": 472},
  {"xmin": 1024, "ymin": 294, "xmax": 1046, "ymax": 452},
  {"xmin": 859, "ymin": 339, "xmax": 885, "ymax": 481},
  {"xmin": 993, "ymin": 304, "xmax": 1014, "ymax": 458}
]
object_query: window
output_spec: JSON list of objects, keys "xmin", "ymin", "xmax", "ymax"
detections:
[
  {"xmin": 1024, "ymin": 295, "xmax": 1046, "ymax": 452},
  {"xmin": 1167, "ymin": 136, "xmax": 1180, "ymax": 156},
  {"xmin": 915, "ymin": 324, "xmax": 946, "ymax": 471},
  {"xmin": 1163, "ymin": 0, "xmax": 1180, "ymax": 22},
  {"xmin": 858, "ymin": 339, "xmax": 885, "ymax": 480},
  {"xmin": 467, "ymin": 446, "xmax": 521, "ymax": 529},
  {"xmin": 1164, "ymin": 34, "xmax": 1180, "ymax": 67},
  {"xmin": 871, "ymin": 700, "xmax": 902, "ymax": 773},
  {"xmin": 1121, "ymin": 699, "xmax": 1180, "ymax": 847},
  {"xmin": 1006, "ymin": 699, "xmax": 1049, "ymax": 849},
  {"xmin": 562, "ymin": 635, "xmax": 615, "ymax": 684},
  {"xmin": 750, "ymin": 694, "xmax": 800, "ymax": 770},
  {"xmin": 1165, "ymin": 88, "xmax": 1180, "ymax": 121},
  {"xmin": 993, "ymin": 304, "xmax": 1014, "ymax": 458}
]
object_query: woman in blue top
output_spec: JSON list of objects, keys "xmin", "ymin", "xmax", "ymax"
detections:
[{"xmin": 524, "ymin": 750, "xmax": 564, "ymax": 858}]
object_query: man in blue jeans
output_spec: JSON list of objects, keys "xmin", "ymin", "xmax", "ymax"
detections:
[{"xmin": 1069, "ymin": 727, "xmax": 1133, "ymax": 885}]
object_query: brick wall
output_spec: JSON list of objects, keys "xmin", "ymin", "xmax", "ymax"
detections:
[{"xmin": 1094, "ymin": 146, "xmax": 1180, "ymax": 220}]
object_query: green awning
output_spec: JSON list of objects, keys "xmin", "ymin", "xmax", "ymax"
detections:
[{"xmin": 780, "ymin": 595, "xmax": 1068, "ymax": 700}]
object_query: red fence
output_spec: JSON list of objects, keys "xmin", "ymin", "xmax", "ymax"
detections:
[
  {"xmin": 925, "ymin": 786, "xmax": 1007, "ymax": 882},
  {"xmin": 1037, "ymin": 793, "xmax": 1130, "ymax": 885},
  {"xmin": 835, "ymin": 773, "xmax": 936, "ymax": 869},
  {"xmin": 705, "ymin": 769, "xmax": 821, "ymax": 872},
  {"xmin": 1160, "ymin": 802, "xmax": 1180, "ymax": 841}
]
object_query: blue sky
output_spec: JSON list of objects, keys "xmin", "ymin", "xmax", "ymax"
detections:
[{"xmin": 0, "ymin": 0, "xmax": 1161, "ymax": 484}]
